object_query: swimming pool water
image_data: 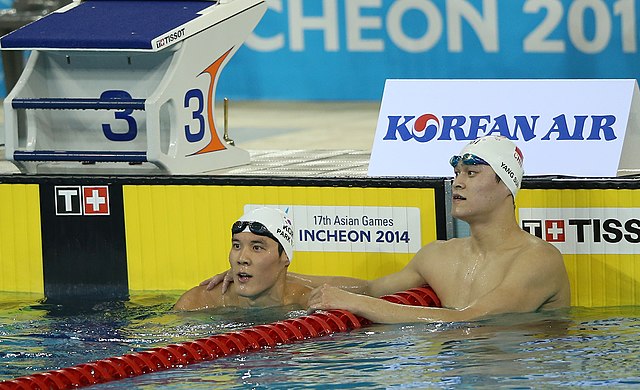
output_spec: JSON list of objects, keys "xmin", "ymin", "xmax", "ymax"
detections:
[{"xmin": 1, "ymin": 292, "xmax": 640, "ymax": 389}]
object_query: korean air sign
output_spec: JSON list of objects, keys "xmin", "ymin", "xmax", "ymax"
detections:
[
  {"xmin": 369, "ymin": 79, "xmax": 640, "ymax": 178},
  {"xmin": 383, "ymin": 113, "xmax": 617, "ymax": 143}
]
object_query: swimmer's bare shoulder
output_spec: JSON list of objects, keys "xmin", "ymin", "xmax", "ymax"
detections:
[
  {"xmin": 405, "ymin": 238, "xmax": 470, "ymax": 292},
  {"xmin": 284, "ymin": 281, "xmax": 313, "ymax": 307},
  {"xmin": 408, "ymin": 238, "xmax": 467, "ymax": 272},
  {"xmin": 174, "ymin": 284, "xmax": 225, "ymax": 311},
  {"xmin": 516, "ymin": 232, "xmax": 571, "ymax": 309}
]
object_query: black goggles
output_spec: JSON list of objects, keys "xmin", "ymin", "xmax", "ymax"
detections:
[
  {"xmin": 449, "ymin": 153, "xmax": 489, "ymax": 168},
  {"xmin": 231, "ymin": 221, "xmax": 278, "ymax": 242}
]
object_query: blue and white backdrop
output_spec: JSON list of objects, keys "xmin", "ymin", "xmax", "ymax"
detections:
[{"xmin": 1, "ymin": 0, "xmax": 639, "ymax": 100}]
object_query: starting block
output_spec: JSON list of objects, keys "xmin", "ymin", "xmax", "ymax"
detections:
[{"xmin": 0, "ymin": 0, "xmax": 266, "ymax": 174}]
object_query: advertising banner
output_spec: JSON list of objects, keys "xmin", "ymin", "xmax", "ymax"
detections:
[
  {"xmin": 215, "ymin": 0, "xmax": 640, "ymax": 100},
  {"xmin": 0, "ymin": 184, "xmax": 42, "ymax": 294},
  {"xmin": 517, "ymin": 188, "xmax": 640, "ymax": 307},
  {"xmin": 368, "ymin": 79, "xmax": 639, "ymax": 178},
  {"xmin": 244, "ymin": 204, "xmax": 422, "ymax": 253},
  {"xmin": 123, "ymin": 185, "xmax": 439, "ymax": 290},
  {"xmin": 520, "ymin": 207, "xmax": 640, "ymax": 255}
]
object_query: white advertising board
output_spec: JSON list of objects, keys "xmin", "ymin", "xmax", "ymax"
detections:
[
  {"xmin": 519, "ymin": 208, "xmax": 640, "ymax": 255},
  {"xmin": 244, "ymin": 204, "xmax": 422, "ymax": 254},
  {"xmin": 369, "ymin": 79, "xmax": 640, "ymax": 178}
]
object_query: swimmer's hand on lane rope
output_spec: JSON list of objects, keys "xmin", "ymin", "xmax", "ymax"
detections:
[
  {"xmin": 200, "ymin": 270, "xmax": 233, "ymax": 293},
  {"xmin": 307, "ymin": 284, "xmax": 358, "ymax": 314}
]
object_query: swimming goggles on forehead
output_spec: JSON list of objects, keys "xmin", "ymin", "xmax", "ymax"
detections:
[
  {"xmin": 449, "ymin": 153, "xmax": 489, "ymax": 168},
  {"xmin": 231, "ymin": 220, "xmax": 277, "ymax": 241}
]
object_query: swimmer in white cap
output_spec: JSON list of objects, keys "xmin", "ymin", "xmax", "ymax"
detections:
[
  {"xmin": 450, "ymin": 134, "xmax": 524, "ymax": 198},
  {"xmin": 205, "ymin": 136, "xmax": 570, "ymax": 323},
  {"xmin": 174, "ymin": 207, "xmax": 310, "ymax": 311}
]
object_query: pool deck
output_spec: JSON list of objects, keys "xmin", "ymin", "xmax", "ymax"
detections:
[{"xmin": 0, "ymin": 100, "xmax": 381, "ymax": 176}]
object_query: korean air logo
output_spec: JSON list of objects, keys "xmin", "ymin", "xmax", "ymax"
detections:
[
  {"xmin": 383, "ymin": 114, "xmax": 441, "ymax": 142},
  {"xmin": 55, "ymin": 186, "xmax": 110, "ymax": 216},
  {"xmin": 383, "ymin": 114, "xmax": 618, "ymax": 143},
  {"xmin": 519, "ymin": 208, "xmax": 640, "ymax": 255}
]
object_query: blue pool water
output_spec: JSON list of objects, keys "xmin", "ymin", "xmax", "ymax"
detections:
[{"xmin": 1, "ymin": 292, "xmax": 640, "ymax": 388}]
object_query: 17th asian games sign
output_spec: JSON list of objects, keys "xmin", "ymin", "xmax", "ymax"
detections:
[{"xmin": 369, "ymin": 79, "xmax": 640, "ymax": 178}]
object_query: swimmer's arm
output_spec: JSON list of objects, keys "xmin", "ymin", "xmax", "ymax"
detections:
[
  {"xmin": 286, "ymin": 273, "xmax": 369, "ymax": 294},
  {"xmin": 365, "ymin": 249, "xmax": 429, "ymax": 297},
  {"xmin": 285, "ymin": 244, "xmax": 428, "ymax": 296},
  {"xmin": 309, "ymin": 245, "xmax": 569, "ymax": 323},
  {"xmin": 308, "ymin": 280, "xmax": 540, "ymax": 324},
  {"xmin": 292, "ymin": 241, "xmax": 432, "ymax": 296},
  {"xmin": 201, "ymin": 245, "xmax": 427, "ymax": 295},
  {"xmin": 289, "ymin": 260, "xmax": 425, "ymax": 297},
  {"xmin": 308, "ymin": 284, "xmax": 473, "ymax": 323}
]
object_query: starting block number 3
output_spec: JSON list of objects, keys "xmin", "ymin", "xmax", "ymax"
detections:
[
  {"xmin": 101, "ymin": 90, "xmax": 139, "ymax": 142},
  {"xmin": 101, "ymin": 88, "xmax": 210, "ymax": 144}
]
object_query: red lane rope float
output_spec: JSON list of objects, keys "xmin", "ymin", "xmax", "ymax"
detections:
[{"xmin": 0, "ymin": 285, "xmax": 441, "ymax": 390}]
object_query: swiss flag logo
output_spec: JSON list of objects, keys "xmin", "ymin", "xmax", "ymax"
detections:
[
  {"xmin": 82, "ymin": 186, "xmax": 110, "ymax": 215},
  {"xmin": 545, "ymin": 220, "xmax": 565, "ymax": 242}
]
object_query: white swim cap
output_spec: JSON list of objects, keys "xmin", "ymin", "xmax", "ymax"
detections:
[
  {"xmin": 459, "ymin": 135, "xmax": 524, "ymax": 197},
  {"xmin": 235, "ymin": 207, "xmax": 294, "ymax": 262}
]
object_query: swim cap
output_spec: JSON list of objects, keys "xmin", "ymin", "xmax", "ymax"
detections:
[
  {"xmin": 236, "ymin": 207, "xmax": 294, "ymax": 262},
  {"xmin": 459, "ymin": 135, "xmax": 524, "ymax": 196}
]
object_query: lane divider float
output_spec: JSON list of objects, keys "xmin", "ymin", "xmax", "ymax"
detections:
[{"xmin": 0, "ymin": 286, "xmax": 440, "ymax": 389}]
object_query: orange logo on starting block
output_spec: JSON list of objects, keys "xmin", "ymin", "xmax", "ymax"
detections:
[{"xmin": 192, "ymin": 49, "xmax": 233, "ymax": 156}]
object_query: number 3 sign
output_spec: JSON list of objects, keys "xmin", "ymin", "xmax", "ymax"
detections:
[{"xmin": 3, "ymin": 0, "xmax": 266, "ymax": 174}]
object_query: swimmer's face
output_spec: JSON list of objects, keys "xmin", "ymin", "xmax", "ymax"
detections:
[
  {"xmin": 451, "ymin": 162, "xmax": 511, "ymax": 221},
  {"xmin": 229, "ymin": 231, "xmax": 289, "ymax": 303}
]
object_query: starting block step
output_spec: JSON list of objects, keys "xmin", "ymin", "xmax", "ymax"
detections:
[
  {"xmin": 2, "ymin": 0, "xmax": 266, "ymax": 174},
  {"xmin": 11, "ymin": 97, "xmax": 146, "ymax": 110},
  {"xmin": 13, "ymin": 150, "xmax": 148, "ymax": 163}
]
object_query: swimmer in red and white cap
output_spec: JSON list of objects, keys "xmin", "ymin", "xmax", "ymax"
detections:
[{"xmin": 450, "ymin": 134, "xmax": 524, "ymax": 197}]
